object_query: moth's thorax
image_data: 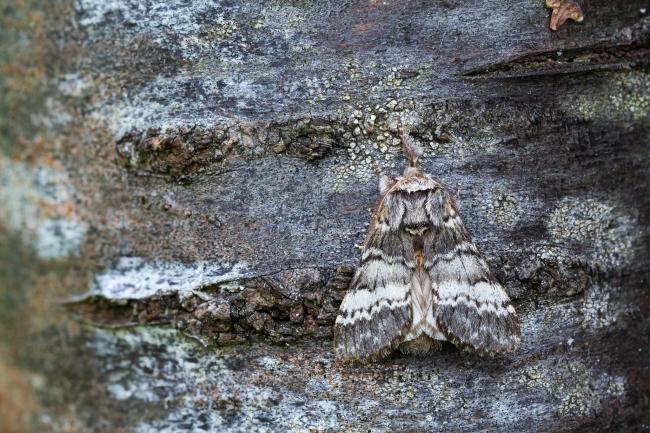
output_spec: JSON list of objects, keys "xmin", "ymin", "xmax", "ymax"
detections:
[
  {"xmin": 384, "ymin": 170, "xmax": 446, "ymax": 234},
  {"xmin": 394, "ymin": 170, "xmax": 441, "ymax": 194},
  {"xmin": 400, "ymin": 194, "xmax": 431, "ymax": 233}
]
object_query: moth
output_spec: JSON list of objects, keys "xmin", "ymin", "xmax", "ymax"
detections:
[{"xmin": 334, "ymin": 131, "xmax": 520, "ymax": 360}]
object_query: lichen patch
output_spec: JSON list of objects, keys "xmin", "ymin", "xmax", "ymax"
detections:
[
  {"xmin": 546, "ymin": 197, "xmax": 637, "ymax": 268},
  {"xmin": 90, "ymin": 257, "xmax": 250, "ymax": 300},
  {"xmin": 484, "ymin": 189, "xmax": 521, "ymax": 228},
  {"xmin": 523, "ymin": 359, "xmax": 625, "ymax": 417}
]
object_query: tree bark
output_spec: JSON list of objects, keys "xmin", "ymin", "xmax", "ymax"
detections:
[{"xmin": 0, "ymin": 1, "xmax": 649, "ymax": 432}]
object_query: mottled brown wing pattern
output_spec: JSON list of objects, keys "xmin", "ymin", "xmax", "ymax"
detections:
[
  {"xmin": 333, "ymin": 189, "xmax": 414, "ymax": 361},
  {"xmin": 334, "ymin": 131, "xmax": 520, "ymax": 361},
  {"xmin": 425, "ymin": 194, "xmax": 521, "ymax": 354}
]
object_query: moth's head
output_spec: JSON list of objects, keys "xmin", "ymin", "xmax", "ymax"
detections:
[
  {"xmin": 378, "ymin": 168, "xmax": 425, "ymax": 194},
  {"xmin": 379, "ymin": 171, "xmax": 440, "ymax": 195},
  {"xmin": 377, "ymin": 129, "xmax": 427, "ymax": 195}
]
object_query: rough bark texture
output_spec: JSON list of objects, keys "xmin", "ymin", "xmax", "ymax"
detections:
[{"xmin": 1, "ymin": 1, "xmax": 649, "ymax": 432}]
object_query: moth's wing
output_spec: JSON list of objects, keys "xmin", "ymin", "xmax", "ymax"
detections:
[
  {"xmin": 334, "ymin": 194, "xmax": 413, "ymax": 361},
  {"xmin": 426, "ymin": 197, "xmax": 521, "ymax": 354}
]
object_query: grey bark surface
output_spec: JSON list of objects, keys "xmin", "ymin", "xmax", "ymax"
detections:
[{"xmin": 0, "ymin": 1, "xmax": 649, "ymax": 432}]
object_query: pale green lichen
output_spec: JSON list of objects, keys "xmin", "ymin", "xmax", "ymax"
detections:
[
  {"xmin": 569, "ymin": 71, "xmax": 649, "ymax": 121},
  {"xmin": 519, "ymin": 275, "xmax": 633, "ymax": 341},
  {"xmin": 523, "ymin": 360, "xmax": 626, "ymax": 417},
  {"xmin": 372, "ymin": 67, "xmax": 408, "ymax": 91},
  {"xmin": 546, "ymin": 197, "xmax": 636, "ymax": 268},
  {"xmin": 329, "ymin": 99, "xmax": 519, "ymax": 191},
  {"xmin": 609, "ymin": 73, "xmax": 650, "ymax": 121},
  {"xmin": 203, "ymin": 18, "xmax": 239, "ymax": 40},
  {"xmin": 484, "ymin": 189, "xmax": 521, "ymax": 227},
  {"xmin": 330, "ymin": 101, "xmax": 419, "ymax": 190},
  {"xmin": 581, "ymin": 283, "xmax": 620, "ymax": 330}
]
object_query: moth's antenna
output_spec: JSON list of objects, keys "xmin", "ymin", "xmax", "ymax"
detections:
[{"xmin": 400, "ymin": 128, "xmax": 422, "ymax": 168}]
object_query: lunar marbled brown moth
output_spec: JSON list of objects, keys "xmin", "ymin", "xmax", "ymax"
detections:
[{"xmin": 334, "ymin": 130, "xmax": 521, "ymax": 360}]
